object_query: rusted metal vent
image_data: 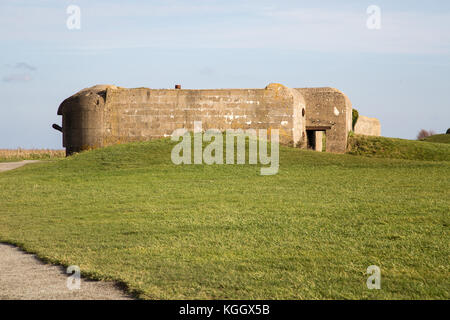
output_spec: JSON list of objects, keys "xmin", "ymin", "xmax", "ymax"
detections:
[{"xmin": 175, "ymin": 84, "xmax": 181, "ymax": 89}]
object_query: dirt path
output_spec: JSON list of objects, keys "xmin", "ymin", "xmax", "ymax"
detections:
[
  {"xmin": 0, "ymin": 244, "xmax": 132, "ymax": 300},
  {"xmin": 0, "ymin": 160, "xmax": 41, "ymax": 172},
  {"xmin": 0, "ymin": 161, "xmax": 133, "ymax": 300}
]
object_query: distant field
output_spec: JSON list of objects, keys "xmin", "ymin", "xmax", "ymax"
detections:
[
  {"xmin": 0, "ymin": 149, "xmax": 65, "ymax": 162},
  {"xmin": 0, "ymin": 136, "xmax": 448, "ymax": 299},
  {"xmin": 348, "ymin": 134, "xmax": 450, "ymax": 161},
  {"xmin": 421, "ymin": 134, "xmax": 450, "ymax": 144}
]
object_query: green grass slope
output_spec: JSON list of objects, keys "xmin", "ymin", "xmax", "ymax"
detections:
[
  {"xmin": 421, "ymin": 134, "xmax": 450, "ymax": 144},
  {"xmin": 348, "ymin": 134, "xmax": 450, "ymax": 161},
  {"xmin": 0, "ymin": 139, "xmax": 449, "ymax": 299}
]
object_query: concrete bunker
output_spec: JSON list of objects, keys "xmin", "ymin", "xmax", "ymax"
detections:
[
  {"xmin": 54, "ymin": 83, "xmax": 380, "ymax": 155},
  {"xmin": 296, "ymin": 87, "xmax": 353, "ymax": 153},
  {"xmin": 354, "ymin": 115, "xmax": 381, "ymax": 136}
]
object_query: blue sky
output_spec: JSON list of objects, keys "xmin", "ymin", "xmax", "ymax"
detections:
[{"xmin": 0, "ymin": 0, "xmax": 449, "ymax": 148}]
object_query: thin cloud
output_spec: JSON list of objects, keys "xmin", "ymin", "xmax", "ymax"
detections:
[
  {"xmin": 2, "ymin": 74, "xmax": 32, "ymax": 82},
  {"xmin": 2, "ymin": 62, "xmax": 36, "ymax": 82},
  {"xmin": 1, "ymin": 1, "xmax": 449, "ymax": 54},
  {"xmin": 15, "ymin": 62, "xmax": 36, "ymax": 71}
]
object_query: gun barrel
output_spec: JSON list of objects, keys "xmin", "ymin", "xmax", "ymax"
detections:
[{"xmin": 52, "ymin": 124, "xmax": 63, "ymax": 132}]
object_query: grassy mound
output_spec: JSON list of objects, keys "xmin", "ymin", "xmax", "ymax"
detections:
[
  {"xmin": 421, "ymin": 134, "xmax": 450, "ymax": 144},
  {"xmin": 347, "ymin": 134, "xmax": 450, "ymax": 161},
  {"xmin": 0, "ymin": 139, "xmax": 449, "ymax": 299}
]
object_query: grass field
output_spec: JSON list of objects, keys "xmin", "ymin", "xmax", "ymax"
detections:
[
  {"xmin": 420, "ymin": 134, "xmax": 450, "ymax": 144},
  {"xmin": 0, "ymin": 136, "xmax": 448, "ymax": 299},
  {"xmin": 348, "ymin": 134, "xmax": 450, "ymax": 161},
  {"xmin": 0, "ymin": 149, "xmax": 65, "ymax": 162}
]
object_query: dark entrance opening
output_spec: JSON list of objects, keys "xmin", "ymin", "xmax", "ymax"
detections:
[
  {"xmin": 305, "ymin": 125, "xmax": 332, "ymax": 152},
  {"xmin": 306, "ymin": 130, "xmax": 316, "ymax": 150}
]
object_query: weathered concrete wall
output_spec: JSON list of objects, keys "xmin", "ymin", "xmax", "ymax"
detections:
[
  {"xmin": 354, "ymin": 115, "xmax": 381, "ymax": 136},
  {"xmin": 314, "ymin": 131, "xmax": 323, "ymax": 152},
  {"xmin": 58, "ymin": 83, "xmax": 307, "ymax": 154},
  {"xmin": 295, "ymin": 87, "xmax": 352, "ymax": 153},
  {"xmin": 58, "ymin": 85, "xmax": 109, "ymax": 155}
]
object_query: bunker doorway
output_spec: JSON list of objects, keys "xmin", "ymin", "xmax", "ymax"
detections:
[
  {"xmin": 305, "ymin": 125, "xmax": 331, "ymax": 152},
  {"xmin": 306, "ymin": 130, "xmax": 324, "ymax": 152}
]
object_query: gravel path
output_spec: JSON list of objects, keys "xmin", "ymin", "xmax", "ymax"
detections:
[
  {"xmin": 0, "ymin": 160, "xmax": 41, "ymax": 172},
  {"xmin": 0, "ymin": 244, "xmax": 132, "ymax": 300},
  {"xmin": 0, "ymin": 161, "xmax": 133, "ymax": 300}
]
